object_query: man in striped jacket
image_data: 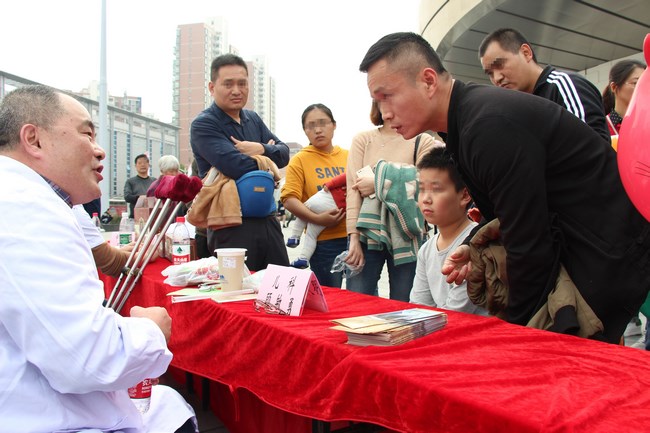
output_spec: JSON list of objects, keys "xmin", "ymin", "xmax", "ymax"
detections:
[{"xmin": 479, "ymin": 27, "xmax": 610, "ymax": 142}]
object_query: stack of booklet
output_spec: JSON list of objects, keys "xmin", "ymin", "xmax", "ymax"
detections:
[{"xmin": 330, "ymin": 308, "xmax": 447, "ymax": 346}]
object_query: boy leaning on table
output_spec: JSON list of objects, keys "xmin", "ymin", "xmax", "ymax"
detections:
[{"xmin": 409, "ymin": 147, "xmax": 488, "ymax": 315}]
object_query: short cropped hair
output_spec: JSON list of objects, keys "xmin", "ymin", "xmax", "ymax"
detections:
[
  {"xmin": 134, "ymin": 154, "xmax": 149, "ymax": 165},
  {"xmin": 478, "ymin": 28, "xmax": 538, "ymax": 63},
  {"xmin": 210, "ymin": 54, "xmax": 248, "ymax": 82},
  {"xmin": 0, "ymin": 85, "xmax": 64, "ymax": 150},
  {"xmin": 417, "ymin": 147, "xmax": 466, "ymax": 192},
  {"xmin": 158, "ymin": 154, "xmax": 180, "ymax": 173},
  {"xmin": 359, "ymin": 32, "xmax": 447, "ymax": 80}
]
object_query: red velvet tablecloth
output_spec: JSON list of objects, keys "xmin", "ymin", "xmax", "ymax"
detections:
[{"xmin": 101, "ymin": 260, "xmax": 650, "ymax": 433}]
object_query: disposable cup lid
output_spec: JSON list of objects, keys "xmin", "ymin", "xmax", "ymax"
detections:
[{"xmin": 215, "ymin": 248, "xmax": 247, "ymax": 256}]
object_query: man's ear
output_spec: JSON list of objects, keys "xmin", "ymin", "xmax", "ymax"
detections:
[
  {"xmin": 520, "ymin": 43, "xmax": 535, "ymax": 62},
  {"xmin": 19, "ymin": 124, "xmax": 43, "ymax": 157},
  {"xmin": 422, "ymin": 68, "xmax": 438, "ymax": 96}
]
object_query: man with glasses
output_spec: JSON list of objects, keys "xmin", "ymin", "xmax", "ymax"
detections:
[
  {"xmin": 191, "ymin": 54, "xmax": 290, "ymax": 270},
  {"xmin": 478, "ymin": 27, "xmax": 610, "ymax": 142}
]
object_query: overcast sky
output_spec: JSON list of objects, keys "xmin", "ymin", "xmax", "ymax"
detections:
[{"xmin": 1, "ymin": 0, "xmax": 421, "ymax": 148}]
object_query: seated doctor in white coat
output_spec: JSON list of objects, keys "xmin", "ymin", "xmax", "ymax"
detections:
[{"xmin": 0, "ymin": 85, "xmax": 197, "ymax": 433}]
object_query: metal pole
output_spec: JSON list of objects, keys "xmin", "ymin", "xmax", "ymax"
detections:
[{"xmin": 98, "ymin": 0, "xmax": 110, "ymax": 212}]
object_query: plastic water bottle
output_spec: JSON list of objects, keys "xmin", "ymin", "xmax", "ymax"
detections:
[
  {"xmin": 92, "ymin": 212, "xmax": 104, "ymax": 232},
  {"xmin": 119, "ymin": 212, "xmax": 130, "ymax": 231},
  {"xmin": 118, "ymin": 212, "xmax": 134, "ymax": 246},
  {"xmin": 128, "ymin": 378, "xmax": 152, "ymax": 414},
  {"xmin": 172, "ymin": 217, "xmax": 191, "ymax": 265}
]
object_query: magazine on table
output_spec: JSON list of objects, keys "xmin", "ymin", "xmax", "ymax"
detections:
[{"xmin": 330, "ymin": 308, "xmax": 447, "ymax": 346}]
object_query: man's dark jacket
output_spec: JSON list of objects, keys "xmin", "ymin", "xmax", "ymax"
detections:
[
  {"xmin": 533, "ymin": 65, "xmax": 610, "ymax": 142},
  {"xmin": 445, "ymin": 80, "xmax": 650, "ymax": 341}
]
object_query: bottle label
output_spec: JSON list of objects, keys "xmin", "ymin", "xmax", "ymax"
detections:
[
  {"xmin": 119, "ymin": 232, "xmax": 133, "ymax": 246},
  {"xmin": 128, "ymin": 378, "xmax": 152, "ymax": 414},
  {"xmin": 172, "ymin": 244, "xmax": 191, "ymax": 264}
]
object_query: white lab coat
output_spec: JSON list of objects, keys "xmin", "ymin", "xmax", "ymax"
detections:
[
  {"xmin": 72, "ymin": 204, "xmax": 106, "ymax": 249},
  {"xmin": 0, "ymin": 156, "xmax": 194, "ymax": 433}
]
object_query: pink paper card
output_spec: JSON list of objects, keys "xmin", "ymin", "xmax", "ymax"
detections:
[{"xmin": 257, "ymin": 265, "xmax": 328, "ymax": 316}]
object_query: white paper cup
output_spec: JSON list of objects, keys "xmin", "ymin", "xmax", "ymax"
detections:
[{"xmin": 215, "ymin": 248, "xmax": 247, "ymax": 291}]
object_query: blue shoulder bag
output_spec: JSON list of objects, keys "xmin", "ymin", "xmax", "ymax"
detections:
[{"xmin": 236, "ymin": 170, "xmax": 277, "ymax": 218}]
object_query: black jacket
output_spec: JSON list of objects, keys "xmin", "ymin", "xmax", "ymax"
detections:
[
  {"xmin": 533, "ymin": 65, "xmax": 610, "ymax": 142},
  {"xmin": 445, "ymin": 80, "xmax": 649, "ymax": 339}
]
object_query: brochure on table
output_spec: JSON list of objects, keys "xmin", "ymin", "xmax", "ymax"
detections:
[
  {"xmin": 257, "ymin": 264, "xmax": 328, "ymax": 316},
  {"xmin": 331, "ymin": 308, "xmax": 447, "ymax": 334},
  {"xmin": 167, "ymin": 287, "xmax": 257, "ymax": 303}
]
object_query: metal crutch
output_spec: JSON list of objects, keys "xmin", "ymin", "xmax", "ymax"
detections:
[
  {"xmin": 113, "ymin": 201, "xmax": 185, "ymax": 313},
  {"xmin": 107, "ymin": 174, "xmax": 203, "ymax": 312},
  {"xmin": 105, "ymin": 198, "xmax": 165, "ymax": 307},
  {"xmin": 107, "ymin": 198, "xmax": 176, "ymax": 311}
]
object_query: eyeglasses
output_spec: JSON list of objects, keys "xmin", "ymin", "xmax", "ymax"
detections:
[
  {"xmin": 253, "ymin": 298, "xmax": 288, "ymax": 315},
  {"xmin": 304, "ymin": 119, "xmax": 332, "ymax": 130}
]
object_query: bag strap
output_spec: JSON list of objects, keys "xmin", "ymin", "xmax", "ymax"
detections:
[
  {"xmin": 413, "ymin": 134, "xmax": 422, "ymax": 164},
  {"xmin": 412, "ymin": 134, "xmax": 430, "ymax": 239},
  {"xmin": 605, "ymin": 114, "xmax": 619, "ymax": 137}
]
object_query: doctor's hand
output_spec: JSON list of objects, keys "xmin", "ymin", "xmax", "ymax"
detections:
[
  {"xmin": 231, "ymin": 136, "xmax": 265, "ymax": 156},
  {"xmin": 441, "ymin": 245, "xmax": 471, "ymax": 285},
  {"xmin": 130, "ymin": 306, "xmax": 172, "ymax": 342},
  {"xmin": 352, "ymin": 176, "xmax": 375, "ymax": 198}
]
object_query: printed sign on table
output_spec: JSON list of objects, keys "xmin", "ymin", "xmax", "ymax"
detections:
[{"xmin": 256, "ymin": 264, "xmax": 328, "ymax": 316}]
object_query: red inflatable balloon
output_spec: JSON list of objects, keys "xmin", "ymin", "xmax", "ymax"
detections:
[{"xmin": 617, "ymin": 33, "xmax": 650, "ymax": 222}]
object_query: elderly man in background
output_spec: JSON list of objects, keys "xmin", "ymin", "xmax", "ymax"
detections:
[
  {"xmin": 0, "ymin": 85, "xmax": 196, "ymax": 433},
  {"xmin": 146, "ymin": 154, "xmax": 181, "ymax": 196}
]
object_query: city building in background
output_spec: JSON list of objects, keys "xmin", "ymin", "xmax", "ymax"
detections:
[
  {"xmin": 0, "ymin": 71, "xmax": 179, "ymax": 205},
  {"xmin": 248, "ymin": 55, "xmax": 276, "ymax": 133},
  {"xmin": 173, "ymin": 16, "xmax": 232, "ymax": 169},
  {"xmin": 1, "ymin": 15, "xmax": 278, "ymax": 208},
  {"xmin": 173, "ymin": 16, "xmax": 276, "ymax": 168},
  {"xmin": 78, "ymin": 81, "xmax": 144, "ymax": 116}
]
